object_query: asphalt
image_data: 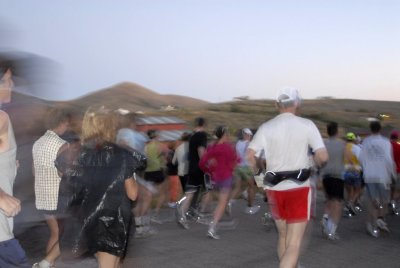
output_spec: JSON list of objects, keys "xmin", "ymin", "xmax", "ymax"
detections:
[{"xmin": 11, "ymin": 141, "xmax": 400, "ymax": 268}]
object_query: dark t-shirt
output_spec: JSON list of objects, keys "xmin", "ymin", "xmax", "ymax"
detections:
[{"xmin": 188, "ymin": 131, "xmax": 207, "ymax": 179}]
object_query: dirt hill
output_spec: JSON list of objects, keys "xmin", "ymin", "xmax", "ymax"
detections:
[
  {"xmin": 6, "ymin": 84, "xmax": 400, "ymax": 142},
  {"xmin": 59, "ymin": 82, "xmax": 209, "ymax": 113}
]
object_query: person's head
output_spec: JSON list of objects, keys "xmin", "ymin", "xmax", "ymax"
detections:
[
  {"xmin": 369, "ymin": 121, "xmax": 381, "ymax": 134},
  {"xmin": 0, "ymin": 60, "xmax": 14, "ymax": 105},
  {"xmin": 326, "ymin": 121, "xmax": 338, "ymax": 137},
  {"xmin": 242, "ymin": 128, "xmax": 253, "ymax": 140},
  {"xmin": 81, "ymin": 106, "xmax": 117, "ymax": 144},
  {"xmin": 147, "ymin": 129, "xmax": 158, "ymax": 140},
  {"xmin": 180, "ymin": 132, "xmax": 191, "ymax": 142},
  {"xmin": 346, "ymin": 132, "xmax": 356, "ymax": 142},
  {"xmin": 119, "ymin": 112, "xmax": 137, "ymax": 129},
  {"xmin": 390, "ymin": 130, "xmax": 399, "ymax": 141},
  {"xmin": 194, "ymin": 117, "xmax": 206, "ymax": 128},
  {"xmin": 214, "ymin": 125, "xmax": 229, "ymax": 142},
  {"xmin": 44, "ymin": 107, "xmax": 71, "ymax": 135},
  {"xmin": 276, "ymin": 87, "xmax": 301, "ymax": 111}
]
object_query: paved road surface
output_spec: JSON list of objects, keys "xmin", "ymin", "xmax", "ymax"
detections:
[{"xmin": 14, "ymin": 189, "xmax": 400, "ymax": 268}]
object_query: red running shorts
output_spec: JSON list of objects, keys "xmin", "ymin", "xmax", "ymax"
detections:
[{"xmin": 266, "ymin": 187, "xmax": 311, "ymax": 223}]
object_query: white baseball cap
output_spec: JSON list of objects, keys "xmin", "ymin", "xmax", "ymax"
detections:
[
  {"xmin": 276, "ymin": 87, "xmax": 301, "ymax": 105},
  {"xmin": 242, "ymin": 128, "xmax": 253, "ymax": 136}
]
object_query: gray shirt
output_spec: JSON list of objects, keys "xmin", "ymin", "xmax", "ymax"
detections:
[{"xmin": 321, "ymin": 137, "xmax": 345, "ymax": 179}]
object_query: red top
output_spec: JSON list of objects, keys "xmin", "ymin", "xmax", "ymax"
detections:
[
  {"xmin": 199, "ymin": 142, "xmax": 238, "ymax": 182},
  {"xmin": 391, "ymin": 140, "xmax": 400, "ymax": 173}
]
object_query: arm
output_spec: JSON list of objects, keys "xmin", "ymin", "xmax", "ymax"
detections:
[
  {"xmin": 125, "ymin": 177, "xmax": 138, "ymax": 201},
  {"xmin": 313, "ymin": 148, "xmax": 328, "ymax": 168},
  {"xmin": 246, "ymin": 148, "xmax": 258, "ymax": 174},
  {"xmin": 0, "ymin": 188, "xmax": 21, "ymax": 217}
]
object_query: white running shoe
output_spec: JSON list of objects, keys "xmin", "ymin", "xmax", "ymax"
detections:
[
  {"xmin": 321, "ymin": 216, "xmax": 330, "ymax": 237},
  {"xmin": 376, "ymin": 218, "xmax": 390, "ymax": 232},
  {"xmin": 366, "ymin": 223, "xmax": 379, "ymax": 238},
  {"xmin": 244, "ymin": 205, "xmax": 261, "ymax": 215},
  {"xmin": 207, "ymin": 225, "xmax": 220, "ymax": 240}
]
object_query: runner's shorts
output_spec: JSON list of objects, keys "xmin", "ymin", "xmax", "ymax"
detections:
[
  {"xmin": 366, "ymin": 183, "xmax": 390, "ymax": 204},
  {"xmin": 344, "ymin": 171, "xmax": 362, "ymax": 187},
  {"xmin": 186, "ymin": 171, "xmax": 205, "ymax": 193},
  {"xmin": 266, "ymin": 187, "xmax": 311, "ymax": 223},
  {"xmin": 234, "ymin": 166, "xmax": 253, "ymax": 181},
  {"xmin": 144, "ymin": 170, "xmax": 165, "ymax": 184},
  {"xmin": 322, "ymin": 175, "xmax": 344, "ymax": 200}
]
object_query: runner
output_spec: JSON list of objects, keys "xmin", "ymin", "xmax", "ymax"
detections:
[
  {"xmin": 389, "ymin": 130, "xmax": 400, "ymax": 215},
  {"xmin": 320, "ymin": 122, "xmax": 345, "ymax": 240},
  {"xmin": 176, "ymin": 117, "xmax": 211, "ymax": 229},
  {"xmin": 247, "ymin": 87, "xmax": 328, "ymax": 268},
  {"xmin": 343, "ymin": 132, "xmax": 363, "ymax": 216},
  {"xmin": 359, "ymin": 121, "xmax": 395, "ymax": 237},
  {"xmin": 234, "ymin": 128, "xmax": 260, "ymax": 214},
  {"xmin": 0, "ymin": 58, "xmax": 30, "ymax": 267},
  {"xmin": 199, "ymin": 126, "xmax": 238, "ymax": 239}
]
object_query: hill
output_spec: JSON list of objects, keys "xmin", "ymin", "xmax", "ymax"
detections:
[
  {"xmin": 6, "ymin": 83, "xmax": 400, "ymax": 142},
  {"xmin": 58, "ymin": 82, "xmax": 209, "ymax": 113}
]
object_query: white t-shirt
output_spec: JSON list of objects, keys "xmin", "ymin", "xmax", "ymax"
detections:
[
  {"xmin": 359, "ymin": 134, "xmax": 395, "ymax": 184},
  {"xmin": 236, "ymin": 139, "xmax": 250, "ymax": 167},
  {"xmin": 248, "ymin": 113, "xmax": 325, "ymax": 190}
]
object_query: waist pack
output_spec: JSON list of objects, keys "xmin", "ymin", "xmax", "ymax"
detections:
[{"xmin": 264, "ymin": 168, "xmax": 311, "ymax": 187}]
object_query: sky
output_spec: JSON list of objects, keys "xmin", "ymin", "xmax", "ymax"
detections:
[{"xmin": 1, "ymin": 0, "xmax": 399, "ymax": 103}]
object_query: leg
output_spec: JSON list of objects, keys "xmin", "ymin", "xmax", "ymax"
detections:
[
  {"xmin": 247, "ymin": 179, "xmax": 256, "ymax": 207},
  {"xmin": 154, "ymin": 179, "xmax": 169, "ymax": 214},
  {"xmin": 44, "ymin": 214, "xmax": 59, "ymax": 254},
  {"xmin": 280, "ymin": 221, "xmax": 308, "ymax": 268},
  {"xmin": 274, "ymin": 219, "xmax": 288, "ymax": 260},
  {"xmin": 212, "ymin": 188, "xmax": 231, "ymax": 223},
  {"xmin": 96, "ymin": 251, "xmax": 120, "ymax": 268}
]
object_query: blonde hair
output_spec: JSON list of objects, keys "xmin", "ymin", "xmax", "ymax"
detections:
[{"xmin": 81, "ymin": 106, "xmax": 117, "ymax": 144}]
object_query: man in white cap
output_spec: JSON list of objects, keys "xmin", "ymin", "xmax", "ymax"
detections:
[
  {"xmin": 247, "ymin": 87, "xmax": 328, "ymax": 268},
  {"xmin": 233, "ymin": 128, "xmax": 260, "ymax": 214}
]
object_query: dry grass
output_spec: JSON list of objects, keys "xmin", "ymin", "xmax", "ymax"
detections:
[{"xmin": 8, "ymin": 84, "xmax": 400, "ymax": 142}]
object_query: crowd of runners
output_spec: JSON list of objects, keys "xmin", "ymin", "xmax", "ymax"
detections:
[{"xmin": 1, "ymin": 58, "xmax": 400, "ymax": 268}]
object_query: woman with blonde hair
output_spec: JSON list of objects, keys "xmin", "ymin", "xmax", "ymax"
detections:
[{"xmin": 56, "ymin": 106, "xmax": 143, "ymax": 268}]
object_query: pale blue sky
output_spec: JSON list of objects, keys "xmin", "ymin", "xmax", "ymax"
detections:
[{"xmin": 1, "ymin": 0, "xmax": 399, "ymax": 102}]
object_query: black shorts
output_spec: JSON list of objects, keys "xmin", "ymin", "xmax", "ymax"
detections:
[
  {"xmin": 144, "ymin": 170, "xmax": 165, "ymax": 184},
  {"xmin": 186, "ymin": 171, "xmax": 205, "ymax": 192},
  {"xmin": 37, "ymin": 209, "xmax": 58, "ymax": 216},
  {"xmin": 322, "ymin": 176, "xmax": 344, "ymax": 200}
]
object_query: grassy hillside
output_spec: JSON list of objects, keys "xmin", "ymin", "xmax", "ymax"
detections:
[{"xmin": 7, "ymin": 84, "xmax": 400, "ymax": 142}]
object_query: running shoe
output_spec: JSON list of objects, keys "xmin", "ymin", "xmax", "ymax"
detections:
[
  {"xmin": 354, "ymin": 203, "xmax": 363, "ymax": 213},
  {"xmin": 346, "ymin": 202, "xmax": 357, "ymax": 215},
  {"xmin": 177, "ymin": 216, "xmax": 190, "ymax": 229},
  {"xmin": 327, "ymin": 232, "xmax": 340, "ymax": 241},
  {"xmin": 150, "ymin": 214, "xmax": 164, "ymax": 224},
  {"xmin": 366, "ymin": 223, "xmax": 379, "ymax": 238},
  {"xmin": 225, "ymin": 202, "xmax": 232, "ymax": 217},
  {"xmin": 390, "ymin": 201, "xmax": 399, "ymax": 216},
  {"xmin": 343, "ymin": 206, "xmax": 354, "ymax": 218},
  {"xmin": 207, "ymin": 226, "xmax": 220, "ymax": 240},
  {"xmin": 376, "ymin": 218, "xmax": 390, "ymax": 232},
  {"xmin": 167, "ymin": 202, "xmax": 177, "ymax": 208},
  {"xmin": 321, "ymin": 216, "xmax": 330, "ymax": 237},
  {"xmin": 244, "ymin": 205, "xmax": 261, "ymax": 215}
]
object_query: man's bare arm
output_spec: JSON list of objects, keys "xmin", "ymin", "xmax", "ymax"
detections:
[
  {"xmin": 246, "ymin": 148, "xmax": 257, "ymax": 174},
  {"xmin": 314, "ymin": 148, "xmax": 329, "ymax": 168}
]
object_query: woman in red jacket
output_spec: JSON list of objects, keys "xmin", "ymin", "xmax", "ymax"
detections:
[{"xmin": 199, "ymin": 126, "xmax": 238, "ymax": 239}]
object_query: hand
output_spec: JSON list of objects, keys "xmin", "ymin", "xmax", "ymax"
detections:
[{"xmin": 0, "ymin": 190, "xmax": 21, "ymax": 217}]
